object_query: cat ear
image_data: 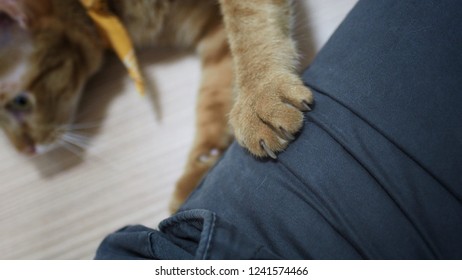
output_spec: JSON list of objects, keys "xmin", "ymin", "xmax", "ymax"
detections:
[{"xmin": 0, "ymin": 0, "xmax": 51, "ymax": 29}]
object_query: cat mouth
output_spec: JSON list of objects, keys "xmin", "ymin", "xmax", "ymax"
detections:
[
  {"xmin": 21, "ymin": 132, "xmax": 36, "ymax": 155},
  {"xmin": 20, "ymin": 135, "xmax": 63, "ymax": 156}
]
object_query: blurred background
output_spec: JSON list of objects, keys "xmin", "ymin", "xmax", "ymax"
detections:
[{"xmin": 0, "ymin": 0, "xmax": 358, "ymax": 259}]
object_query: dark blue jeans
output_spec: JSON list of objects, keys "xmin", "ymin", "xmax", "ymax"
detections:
[{"xmin": 95, "ymin": 0, "xmax": 462, "ymax": 259}]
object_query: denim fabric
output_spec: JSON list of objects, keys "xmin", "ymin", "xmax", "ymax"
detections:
[
  {"xmin": 95, "ymin": 0, "xmax": 462, "ymax": 259},
  {"xmin": 96, "ymin": 209, "xmax": 280, "ymax": 259}
]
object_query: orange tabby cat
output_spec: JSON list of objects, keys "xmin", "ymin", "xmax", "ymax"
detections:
[{"xmin": 0, "ymin": 0, "xmax": 312, "ymax": 212}]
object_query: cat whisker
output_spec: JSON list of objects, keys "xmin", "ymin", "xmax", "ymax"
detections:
[
  {"xmin": 57, "ymin": 122, "xmax": 102, "ymax": 133},
  {"xmin": 59, "ymin": 137, "xmax": 122, "ymax": 172},
  {"xmin": 61, "ymin": 134, "xmax": 90, "ymax": 150},
  {"xmin": 68, "ymin": 122, "xmax": 102, "ymax": 130},
  {"xmin": 63, "ymin": 132, "xmax": 91, "ymax": 142},
  {"xmin": 58, "ymin": 139, "xmax": 86, "ymax": 160}
]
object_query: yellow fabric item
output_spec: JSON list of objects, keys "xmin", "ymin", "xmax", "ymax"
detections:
[{"xmin": 79, "ymin": 0, "xmax": 145, "ymax": 95}]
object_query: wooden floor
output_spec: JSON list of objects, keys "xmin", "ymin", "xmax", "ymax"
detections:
[{"xmin": 0, "ymin": 0, "xmax": 358, "ymax": 259}]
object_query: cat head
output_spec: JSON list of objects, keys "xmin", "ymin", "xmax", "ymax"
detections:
[{"xmin": 0, "ymin": 0, "xmax": 104, "ymax": 155}]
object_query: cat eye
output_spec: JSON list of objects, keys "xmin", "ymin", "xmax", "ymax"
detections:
[{"xmin": 8, "ymin": 94, "xmax": 32, "ymax": 112}]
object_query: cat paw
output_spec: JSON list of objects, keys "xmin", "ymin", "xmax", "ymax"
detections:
[
  {"xmin": 197, "ymin": 148, "xmax": 221, "ymax": 164},
  {"xmin": 230, "ymin": 75, "xmax": 313, "ymax": 158},
  {"xmin": 170, "ymin": 147, "xmax": 225, "ymax": 213},
  {"xmin": 169, "ymin": 197, "xmax": 183, "ymax": 214}
]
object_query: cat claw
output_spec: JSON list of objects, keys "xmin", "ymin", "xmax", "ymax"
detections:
[
  {"xmin": 280, "ymin": 127, "xmax": 295, "ymax": 141},
  {"xmin": 260, "ymin": 140, "xmax": 277, "ymax": 159},
  {"xmin": 302, "ymin": 100, "xmax": 312, "ymax": 111}
]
